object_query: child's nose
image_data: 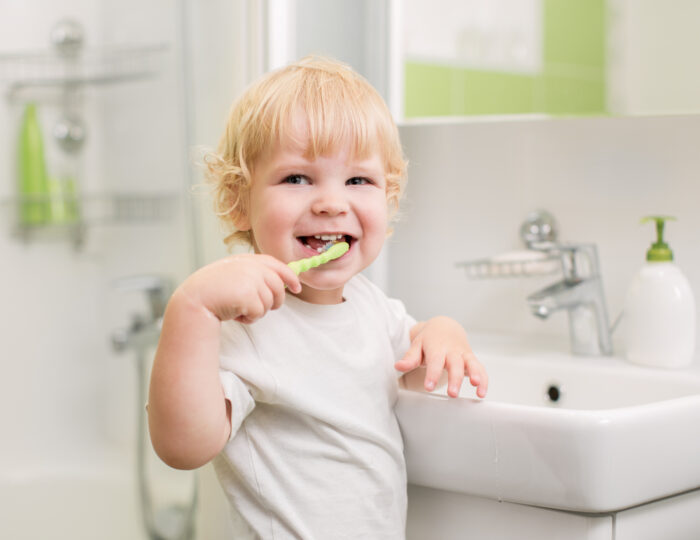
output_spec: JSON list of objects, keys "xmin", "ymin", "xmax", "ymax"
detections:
[{"xmin": 311, "ymin": 191, "xmax": 349, "ymax": 216}]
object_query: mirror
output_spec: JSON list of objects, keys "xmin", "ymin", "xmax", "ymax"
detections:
[{"xmin": 402, "ymin": 0, "xmax": 700, "ymax": 118}]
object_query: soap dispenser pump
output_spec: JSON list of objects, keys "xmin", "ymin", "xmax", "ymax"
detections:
[{"xmin": 624, "ymin": 216, "xmax": 696, "ymax": 368}]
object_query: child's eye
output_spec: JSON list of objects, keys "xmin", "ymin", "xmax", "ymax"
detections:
[
  {"xmin": 346, "ymin": 177, "xmax": 372, "ymax": 186},
  {"xmin": 282, "ymin": 174, "xmax": 309, "ymax": 185}
]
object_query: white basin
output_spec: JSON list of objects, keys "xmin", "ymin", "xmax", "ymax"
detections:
[{"xmin": 396, "ymin": 333, "xmax": 700, "ymax": 513}]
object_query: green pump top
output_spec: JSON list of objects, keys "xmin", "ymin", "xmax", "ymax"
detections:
[{"xmin": 641, "ymin": 216, "xmax": 675, "ymax": 262}]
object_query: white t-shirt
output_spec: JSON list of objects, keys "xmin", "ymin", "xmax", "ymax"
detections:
[{"xmin": 212, "ymin": 274, "xmax": 415, "ymax": 539}]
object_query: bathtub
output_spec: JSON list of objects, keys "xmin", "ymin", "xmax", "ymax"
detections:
[
  {"xmin": 0, "ymin": 462, "xmax": 237, "ymax": 540},
  {"xmin": 1, "ymin": 463, "xmax": 146, "ymax": 540}
]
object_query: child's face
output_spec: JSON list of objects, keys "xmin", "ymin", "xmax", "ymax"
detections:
[{"xmin": 239, "ymin": 131, "xmax": 388, "ymax": 304}]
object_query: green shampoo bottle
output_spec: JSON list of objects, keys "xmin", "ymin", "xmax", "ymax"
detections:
[{"xmin": 18, "ymin": 102, "xmax": 49, "ymax": 225}]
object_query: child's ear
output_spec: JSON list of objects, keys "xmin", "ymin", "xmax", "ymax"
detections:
[{"xmin": 231, "ymin": 210, "xmax": 251, "ymax": 231}]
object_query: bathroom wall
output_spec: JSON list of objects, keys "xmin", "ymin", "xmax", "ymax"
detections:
[
  {"xmin": 389, "ymin": 115, "xmax": 700, "ymax": 356},
  {"xmin": 607, "ymin": 0, "xmax": 700, "ymax": 115}
]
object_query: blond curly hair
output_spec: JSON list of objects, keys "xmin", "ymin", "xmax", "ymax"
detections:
[{"xmin": 205, "ymin": 56, "xmax": 407, "ymax": 248}]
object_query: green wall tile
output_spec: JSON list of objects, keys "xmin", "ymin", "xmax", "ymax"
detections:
[
  {"xmin": 540, "ymin": 73, "xmax": 606, "ymax": 115},
  {"xmin": 404, "ymin": 0, "xmax": 607, "ymax": 118},
  {"xmin": 461, "ymin": 70, "xmax": 536, "ymax": 115},
  {"xmin": 404, "ymin": 63, "xmax": 454, "ymax": 117},
  {"xmin": 543, "ymin": 0, "xmax": 606, "ymax": 68}
]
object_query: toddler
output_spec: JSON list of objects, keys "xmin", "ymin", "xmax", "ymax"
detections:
[{"xmin": 148, "ymin": 56, "xmax": 488, "ymax": 539}]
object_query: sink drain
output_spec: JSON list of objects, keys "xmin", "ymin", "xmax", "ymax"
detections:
[{"xmin": 544, "ymin": 382, "xmax": 563, "ymax": 405}]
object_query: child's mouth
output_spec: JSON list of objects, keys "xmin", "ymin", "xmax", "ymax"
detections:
[{"xmin": 297, "ymin": 233, "xmax": 353, "ymax": 253}]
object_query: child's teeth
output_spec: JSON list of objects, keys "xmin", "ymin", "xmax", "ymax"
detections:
[{"xmin": 314, "ymin": 234, "xmax": 343, "ymax": 241}]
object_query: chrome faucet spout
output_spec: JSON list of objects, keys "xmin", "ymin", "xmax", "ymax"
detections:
[
  {"xmin": 527, "ymin": 244, "xmax": 613, "ymax": 356},
  {"xmin": 528, "ymin": 279, "xmax": 586, "ymax": 313}
]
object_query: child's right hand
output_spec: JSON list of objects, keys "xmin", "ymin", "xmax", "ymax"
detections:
[
  {"xmin": 180, "ymin": 253, "xmax": 302, "ymax": 324},
  {"xmin": 150, "ymin": 253, "xmax": 299, "ymax": 468}
]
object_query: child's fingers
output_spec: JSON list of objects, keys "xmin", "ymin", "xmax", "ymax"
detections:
[
  {"xmin": 261, "ymin": 255, "xmax": 302, "ymax": 294},
  {"xmin": 464, "ymin": 352, "xmax": 488, "ymax": 397},
  {"xmin": 423, "ymin": 351, "xmax": 444, "ymax": 391},
  {"xmin": 234, "ymin": 269, "xmax": 277, "ymax": 323},
  {"xmin": 234, "ymin": 296, "xmax": 266, "ymax": 323},
  {"xmin": 282, "ymin": 269, "xmax": 302, "ymax": 294},
  {"xmin": 395, "ymin": 337, "xmax": 423, "ymax": 372},
  {"xmin": 262, "ymin": 267, "xmax": 290, "ymax": 311},
  {"xmin": 445, "ymin": 352, "xmax": 465, "ymax": 398}
]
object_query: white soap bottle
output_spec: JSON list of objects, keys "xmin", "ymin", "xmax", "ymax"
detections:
[{"xmin": 624, "ymin": 216, "xmax": 696, "ymax": 368}]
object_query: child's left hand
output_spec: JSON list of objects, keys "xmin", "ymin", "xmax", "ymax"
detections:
[{"xmin": 395, "ymin": 316, "xmax": 488, "ymax": 399}]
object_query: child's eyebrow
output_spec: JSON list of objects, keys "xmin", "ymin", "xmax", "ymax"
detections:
[
  {"xmin": 267, "ymin": 154, "xmax": 314, "ymax": 174},
  {"xmin": 352, "ymin": 165, "xmax": 382, "ymax": 176},
  {"xmin": 269, "ymin": 164, "xmax": 312, "ymax": 179},
  {"xmin": 349, "ymin": 160, "xmax": 385, "ymax": 178},
  {"xmin": 265, "ymin": 151, "xmax": 385, "ymax": 179}
]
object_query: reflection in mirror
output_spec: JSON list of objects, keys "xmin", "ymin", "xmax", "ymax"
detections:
[{"xmin": 402, "ymin": 0, "xmax": 700, "ymax": 118}]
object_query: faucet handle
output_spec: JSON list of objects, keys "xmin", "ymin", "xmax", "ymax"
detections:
[
  {"xmin": 529, "ymin": 242, "xmax": 600, "ymax": 281},
  {"xmin": 112, "ymin": 274, "xmax": 173, "ymax": 320},
  {"xmin": 520, "ymin": 210, "xmax": 559, "ymax": 248}
]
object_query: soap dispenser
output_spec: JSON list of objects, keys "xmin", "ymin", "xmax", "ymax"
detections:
[{"xmin": 624, "ymin": 216, "xmax": 696, "ymax": 368}]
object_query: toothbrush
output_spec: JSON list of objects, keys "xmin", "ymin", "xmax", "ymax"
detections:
[{"xmin": 288, "ymin": 241, "xmax": 349, "ymax": 275}]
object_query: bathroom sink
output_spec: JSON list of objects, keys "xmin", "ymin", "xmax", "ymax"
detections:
[{"xmin": 396, "ymin": 333, "xmax": 700, "ymax": 513}]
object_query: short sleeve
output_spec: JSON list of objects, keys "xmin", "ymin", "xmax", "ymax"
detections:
[
  {"xmin": 348, "ymin": 274, "xmax": 417, "ymax": 369},
  {"xmin": 219, "ymin": 369, "xmax": 255, "ymax": 441},
  {"xmin": 219, "ymin": 322, "xmax": 259, "ymax": 441},
  {"xmin": 386, "ymin": 297, "xmax": 417, "ymax": 364}
]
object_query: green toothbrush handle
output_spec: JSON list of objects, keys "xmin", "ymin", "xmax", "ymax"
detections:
[{"xmin": 288, "ymin": 242, "xmax": 349, "ymax": 275}]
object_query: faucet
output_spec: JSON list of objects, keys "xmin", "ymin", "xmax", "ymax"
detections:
[
  {"xmin": 111, "ymin": 274, "xmax": 172, "ymax": 353},
  {"xmin": 527, "ymin": 243, "xmax": 613, "ymax": 356}
]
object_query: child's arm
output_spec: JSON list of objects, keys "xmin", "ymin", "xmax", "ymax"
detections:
[
  {"xmin": 148, "ymin": 254, "xmax": 302, "ymax": 470},
  {"xmin": 394, "ymin": 316, "xmax": 488, "ymax": 399}
]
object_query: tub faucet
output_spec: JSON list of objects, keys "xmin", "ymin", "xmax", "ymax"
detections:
[
  {"xmin": 527, "ymin": 243, "xmax": 613, "ymax": 356},
  {"xmin": 111, "ymin": 274, "xmax": 172, "ymax": 353}
]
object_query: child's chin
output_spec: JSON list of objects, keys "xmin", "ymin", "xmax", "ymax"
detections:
[
  {"xmin": 302, "ymin": 275, "xmax": 346, "ymax": 290},
  {"xmin": 301, "ymin": 272, "xmax": 350, "ymax": 291},
  {"xmin": 294, "ymin": 278, "xmax": 346, "ymax": 304}
]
